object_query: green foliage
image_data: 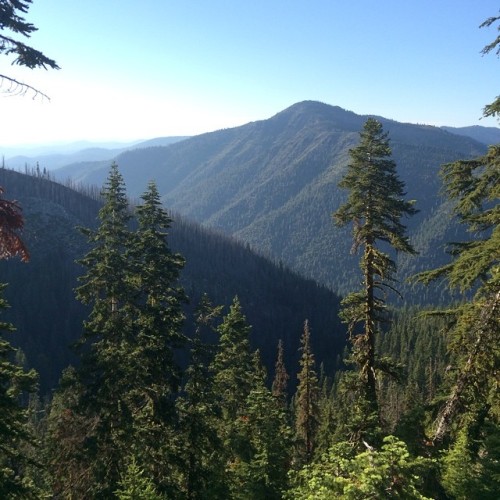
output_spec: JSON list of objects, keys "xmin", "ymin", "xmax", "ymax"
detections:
[
  {"xmin": 115, "ymin": 457, "xmax": 164, "ymax": 500},
  {"xmin": 212, "ymin": 296, "xmax": 254, "ymax": 423},
  {"xmin": 230, "ymin": 353, "xmax": 292, "ymax": 499},
  {"xmin": 415, "ymin": 144, "xmax": 499, "ymax": 442},
  {"xmin": 272, "ymin": 339, "xmax": 289, "ymax": 407},
  {"xmin": 51, "ymin": 166, "xmax": 189, "ymax": 497},
  {"xmin": 176, "ymin": 295, "xmax": 227, "ymax": 499},
  {"xmin": 294, "ymin": 320, "xmax": 320, "ymax": 465},
  {"xmin": 441, "ymin": 418, "xmax": 500, "ymax": 499},
  {"xmin": 288, "ymin": 436, "xmax": 434, "ymax": 499},
  {"xmin": 45, "ymin": 366, "xmax": 96, "ymax": 499},
  {"xmin": 333, "ymin": 118, "xmax": 417, "ymax": 438},
  {"xmin": 480, "ymin": 14, "xmax": 500, "ymax": 119},
  {"xmin": 0, "ymin": 284, "xmax": 38, "ymax": 498}
]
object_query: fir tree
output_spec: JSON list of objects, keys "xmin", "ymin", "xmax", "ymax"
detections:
[
  {"xmin": 271, "ymin": 339, "xmax": 289, "ymax": 408},
  {"xmin": 294, "ymin": 320, "xmax": 320, "ymax": 465},
  {"xmin": 210, "ymin": 297, "xmax": 258, "ymax": 495},
  {"xmin": 115, "ymin": 457, "xmax": 164, "ymax": 500},
  {"xmin": 212, "ymin": 296, "xmax": 254, "ymax": 423},
  {"xmin": 0, "ymin": 284, "xmax": 38, "ymax": 498},
  {"xmin": 126, "ymin": 181, "xmax": 189, "ymax": 494},
  {"xmin": 416, "ymin": 138, "xmax": 499, "ymax": 444},
  {"xmin": 176, "ymin": 295, "xmax": 226, "ymax": 499},
  {"xmin": 232, "ymin": 351, "xmax": 292, "ymax": 499},
  {"xmin": 71, "ymin": 162, "xmax": 137, "ymax": 496},
  {"xmin": 333, "ymin": 118, "xmax": 417, "ymax": 435}
]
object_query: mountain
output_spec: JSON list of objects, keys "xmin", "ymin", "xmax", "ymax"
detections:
[
  {"xmin": 2, "ymin": 136, "xmax": 189, "ymax": 171},
  {"xmin": 50, "ymin": 101, "xmax": 486, "ymax": 301},
  {"xmin": 0, "ymin": 167, "xmax": 344, "ymax": 392},
  {"xmin": 441, "ymin": 125, "xmax": 500, "ymax": 145}
]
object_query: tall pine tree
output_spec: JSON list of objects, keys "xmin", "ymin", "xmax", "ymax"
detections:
[
  {"xmin": 72, "ymin": 162, "xmax": 137, "ymax": 497},
  {"xmin": 333, "ymin": 118, "xmax": 417, "ymax": 437}
]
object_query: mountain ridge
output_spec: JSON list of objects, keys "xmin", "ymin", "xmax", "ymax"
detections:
[{"xmin": 37, "ymin": 101, "xmax": 493, "ymax": 297}]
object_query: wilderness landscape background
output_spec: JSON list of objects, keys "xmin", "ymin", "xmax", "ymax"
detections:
[
  {"xmin": 6, "ymin": 100, "xmax": 492, "ymax": 300},
  {"xmin": 1, "ymin": 98, "xmax": 496, "ymax": 498},
  {"xmin": 0, "ymin": 1, "xmax": 498, "ymax": 498}
]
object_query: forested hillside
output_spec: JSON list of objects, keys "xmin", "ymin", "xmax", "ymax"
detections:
[
  {"xmin": 0, "ymin": 167, "xmax": 344, "ymax": 393},
  {"xmin": 53, "ymin": 101, "xmax": 486, "ymax": 300}
]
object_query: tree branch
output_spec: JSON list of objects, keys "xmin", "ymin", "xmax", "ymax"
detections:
[{"xmin": 0, "ymin": 73, "xmax": 50, "ymax": 100}]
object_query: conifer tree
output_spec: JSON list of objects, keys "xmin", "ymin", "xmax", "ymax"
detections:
[
  {"xmin": 71, "ymin": 162, "xmax": 137, "ymax": 496},
  {"xmin": 271, "ymin": 339, "xmax": 289, "ymax": 408},
  {"xmin": 176, "ymin": 295, "xmax": 226, "ymax": 499},
  {"xmin": 212, "ymin": 296, "xmax": 254, "ymax": 423},
  {"xmin": 0, "ymin": 0, "xmax": 59, "ymax": 98},
  {"xmin": 133, "ymin": 180, "xmax": 187, "ymax": 388},
  {"xmin": 121, "ymin": 180, "xmax": 189, "ymax": 495},
  {"xmin": 416, "ymin": 131, "xmax": 499, "ymax": 444},
  {"xmin": 210, "ymin": 297, "xmax": 258, "ymax": 494},
  {"xmin": 294, "ymin": 320, "xmax": 320, "ymax": 465},
  {"xmin": 416, "ymin": 16, "xmax": 499, "ymax": 443},
  {"xmin": 67, "ymin": 171, "xmax": 190, "ymax": 496},
  {"xmin": 333, "ymin": 118, "xmax": 417, "ymax": 433},
  {"xmin": 115, "ymin": 457, "xmax": 164, "ymax": 500},
  {"xmin": 0, "ymin": 284, "xmax": 38, "ymax": 498},
  {"xmin": 232, "ymin": 351, "xmax": 292, "ymax": 499},
  {"xmin": 45, "ymin": 367, "xmax": 96, "ymax": 498}
]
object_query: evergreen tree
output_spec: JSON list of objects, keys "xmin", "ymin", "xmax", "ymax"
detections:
[
  {"xmin": 45, "ymin": 366, "xmax": 96, "ymax": 498},
  {"xmin": 416, "ymin": 138, "xmax": 499, "ymax": 445},
  {"xmin": 480, "ymin": 13, "xmax": 500, "ymax": 119},
  {"xmin": 315, "ymin": 367, "xmax": 337, "ymax": 455},
  {"xmin": 133, "ymin": 180, "xmax": 187, "ymax": 393},
  {"xmin": 210, "ymin": 297, "xmax": 258, "ymax": 495},
  {"xmin": 232, "ymin": 351, "xmax": 292, "ymax": 499},
  {"xmin": 115, "ymin": 457, "xmax": 164, "ymax": 500},
  {"xmin": 271, "ymin": 339, "xmax": 289, "ymax": 408},
  {"xmin": 333, "ymin": 118, "xmax": 417, "ymax": 435},
  {"xmin": 0, "ymin": 284, "xmax": 38, "ymax": 498},
  {"xmin": 0, "ymin": 0, "xmax": 59, "ymax": 98},
  {"xmin": 415, "ymin": 15, "xmax": 499, "ymax": 437},
  {"xmin": 126, "ymin": 181, "xmax": 188, "ymax": 495},
  {"xmin": 288, "ymin": 435, "xmax": 434, "ymax": 499},
  {"xmin": 176, "ymin": 295, "xmax": 226, "ymax": 499},
  {"xmin": 294, "ymin": 320, "xmax": 320, "ymax": 465},
  {"xmin": 66, "ymin": 170, "xmax": 190, "ymax": 497},
  {"xmin": 71, "ymin": 162, "xmax": 137, "ymax": 496},
  {"xmin": 212, "ymin": 296, "xmax": 254, "ymax": 423}
]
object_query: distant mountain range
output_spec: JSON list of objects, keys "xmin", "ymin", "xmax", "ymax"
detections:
[
  {"xmin": 440, "ymin": 125, "xmax": 500, "ymax": 146},
  {"xmin": 1, "ymin": 136, "xmax": 188, "ymax": 170}
]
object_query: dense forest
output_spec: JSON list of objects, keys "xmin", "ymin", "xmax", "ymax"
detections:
[
  {"xmin": 0, "ymin": 2, "xmax": 499, "ymax": 499},
  {"xmin": 0, "ymin": 117, "xmax": 497, "ymax": 497}
]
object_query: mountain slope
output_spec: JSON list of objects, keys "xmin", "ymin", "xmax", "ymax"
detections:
[
  {"xmin": 0, "ymin": 168, "xmax": 344, "ymax": 392},
  {"xmin": 52, "ymin": 101, "xmax": 487, "ymax": 299}
]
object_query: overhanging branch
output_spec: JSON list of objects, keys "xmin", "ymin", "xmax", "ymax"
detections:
[{"xmin": 0, "ymin": 73, "xmax": 50, "ymax": 100}]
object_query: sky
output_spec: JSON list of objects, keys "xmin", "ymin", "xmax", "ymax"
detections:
[{"xmin": 0, "ymin": 0, "xmax": 498, "ymax": 147}]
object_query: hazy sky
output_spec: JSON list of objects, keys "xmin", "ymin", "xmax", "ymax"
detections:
[{"xmin": 0, "ymin": 1, "xmax": 498, "ymax": 146}]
